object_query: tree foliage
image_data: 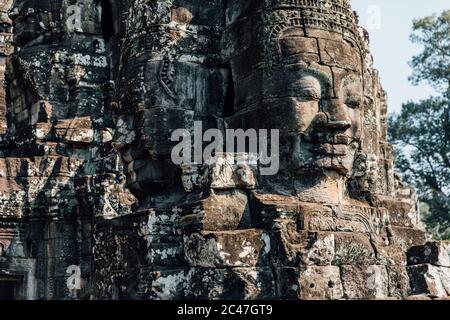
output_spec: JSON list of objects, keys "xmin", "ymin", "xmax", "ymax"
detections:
[
  {"xmin": 389, "ymin": 10, "xmax": 450, "ymax": 239},
  {"xmin": 389, "ymin": 98, "xmax": 450, "ymax": 239},
  {"xmin": 409, "ymin": 10, "xmax": 450, "ymax": 94}
]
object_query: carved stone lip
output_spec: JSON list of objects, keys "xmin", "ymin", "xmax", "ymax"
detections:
[
  {"xmin": 298, "ymin": 156, "xmax": 350, "ymax": 174},
  {"xmin": 302, "ymin": 132, "xmax": 352, "ymax": 145},
  {"xmin": 305, "ymin": 140, "xmax": 355, "ymax": 157},
  {"xmin": 307, "ymin": 143, "xmax": 349, "ymax": 156}
]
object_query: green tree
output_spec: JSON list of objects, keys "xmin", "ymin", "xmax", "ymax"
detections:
[
  {"xmin": 389, "ymin": 10, "xmax": 450, "ymax": 240},
  {"xmin": 409, "ymin": 10, "xmax": 450, "ymax": 95}
]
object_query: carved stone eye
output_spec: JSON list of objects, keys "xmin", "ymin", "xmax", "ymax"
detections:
[
  {"xmin": 294, "ymin": 75, "xmax": 321, "ymax": 100},
  {"xmin": 342, "ymin": 80, "xmax": 362, "ymax": 108},
  {"xmin": 345, "ymin": 95, "xmax": 362, "ymax": 108}
]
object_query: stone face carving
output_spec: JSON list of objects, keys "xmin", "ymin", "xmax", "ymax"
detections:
[
  {"xmin": 0, "ymin": 0, "xmax": 447, "ymax": 300},
  {"xmin": 111, "ymin": 0, "xmax": 228, "ymax": 200},
  {"xmin": 0, "ymin": 0, "xmax": 135, "ymax": 299}
]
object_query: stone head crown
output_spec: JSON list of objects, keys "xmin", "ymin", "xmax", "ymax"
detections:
[{"xmin": 268, "ymin": 0, "xmax": 363, "ymax": 48}]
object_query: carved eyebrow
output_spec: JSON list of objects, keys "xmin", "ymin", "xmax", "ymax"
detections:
[
  {"xmin": 297, "ymin": 75, "xmax": 321, "ymax": 85},
  {"xmin": 341, "ymin": 75, "xmax": 362, "ymax": 87},
  {"xmin": 295, "ymin": 76, "xmax": 321, "ymax": 98},
  {"xmin": 301, "ymin": 68, "xmax": 332, "ymax": 92}
]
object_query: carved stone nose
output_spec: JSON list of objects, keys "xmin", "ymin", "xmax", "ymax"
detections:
[
  {"xmin": 324, "ymin": 98, "xmax": 352, "ymax": 131},
  {"xmin": 324, "ymin": 120, "xmax": 351, "ymax": 131}
]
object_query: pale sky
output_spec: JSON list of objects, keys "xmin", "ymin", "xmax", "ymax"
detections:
[{"xmin": 351, "ymin": 0, "xmax": 449, "ymax": 114}]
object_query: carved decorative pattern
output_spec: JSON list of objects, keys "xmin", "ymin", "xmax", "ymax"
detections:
[
  {"xmin": 159, "ymin": 55, "xmax": 178, "ymax": 101},
  {"xmin": 333, "ymin": 204, "xmax": 391, "ymax": 240},
  {"xmin": 263, "ymin": 0, "xmax": 363, "ymax": 76},
  {"xmin": 0, "ymin": 227, "xmax": 13, "ymax": 255}
]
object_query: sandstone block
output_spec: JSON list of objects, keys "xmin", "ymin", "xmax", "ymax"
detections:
[
  {"xmin": 407, "ymin": 264, "xmax": 450, "ymax": 298},
  {"xmin": 375, "ymin": 243, "xmax": 407, "ymax": 266},
  {"xmin": 386, "ymin": 266, "xmax": 410, "ymax": 299},
  {"xmin": 179, "ymin": 190, "xmax": 251, "ymax": 231},
  {"xmin": 148, "ymin": 268, "xmax": 189, "ymax": 300},
  {"xmin": 341, "ymin": 265, "xmax": 389, "ymax": 299},
  {"xmin": 391, "ymin": 226, "xmax": 426, "ymax": 248},
  {"xmin": 270, "ymin": 224, "xmax": 335, "ymax": 267},
  {"xmin": 183, "ymin": 229, "xmax": 270, "ymax": 267},
  {"xmin": 299, "ymin": 266, "xmax": 343, "ymax": 300},
  {"xmin": 185, "ymin": 267, "xmax": 276, "ymax": 300},
  {"xmin": 278, "ymin": 266, "xmax": 343, "ymax": 300},
  {"xmin": 298, "ymin": 202, "xmax": 334, "ymax": 232},
  {"xmin": 279, "ymin": 266, "xmax": 343, "ymax": 300},
  {"xmin": 332, "ymin": 232, "xmax": 377, "ymax": 266},
  {"xmin": 407, "ymin": 241, "xmax": 450, "ymax": 267}
]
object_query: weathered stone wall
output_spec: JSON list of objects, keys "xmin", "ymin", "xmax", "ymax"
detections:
[
  {"xmin": 407, "ymin": 242, "xmax": 450, "ymax": 298},
  {"xmin": 0, "ymin": 0, "xmax": 12, "ymax": 134},
  {"xmin": 0, "ymin": 0, "xmax": 447, "ymax": 300},
  {"xmin": 0, "ymin": 0, "xmax": 135, "ymax": 299},
  {"xmin": 91, "ymin": 0, "xmax": 427, "ymax": 300}
]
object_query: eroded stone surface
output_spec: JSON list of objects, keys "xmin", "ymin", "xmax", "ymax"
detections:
[
  {"xmin": 407, "ymin": 264, "xmax": 450, "ymax": 298},
  {"xmin": 341, "ymin": 265, "xmax": 389, "ymax": 300},
  {"xmin": 408, "ymin": 242, "xmax": 450, "ymax": 267},
  {"xmin": 0, "ymin": 0, "xmax": 446, "ymax": 300}
]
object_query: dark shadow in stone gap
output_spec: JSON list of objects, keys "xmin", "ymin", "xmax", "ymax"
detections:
[
  {"xmin": 223, "ymin": 63, "xmax": 235, "ymax": 118},
  {"xmin": 101, "ymin": 0, "xmax": 115, "ymax": 43}
]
